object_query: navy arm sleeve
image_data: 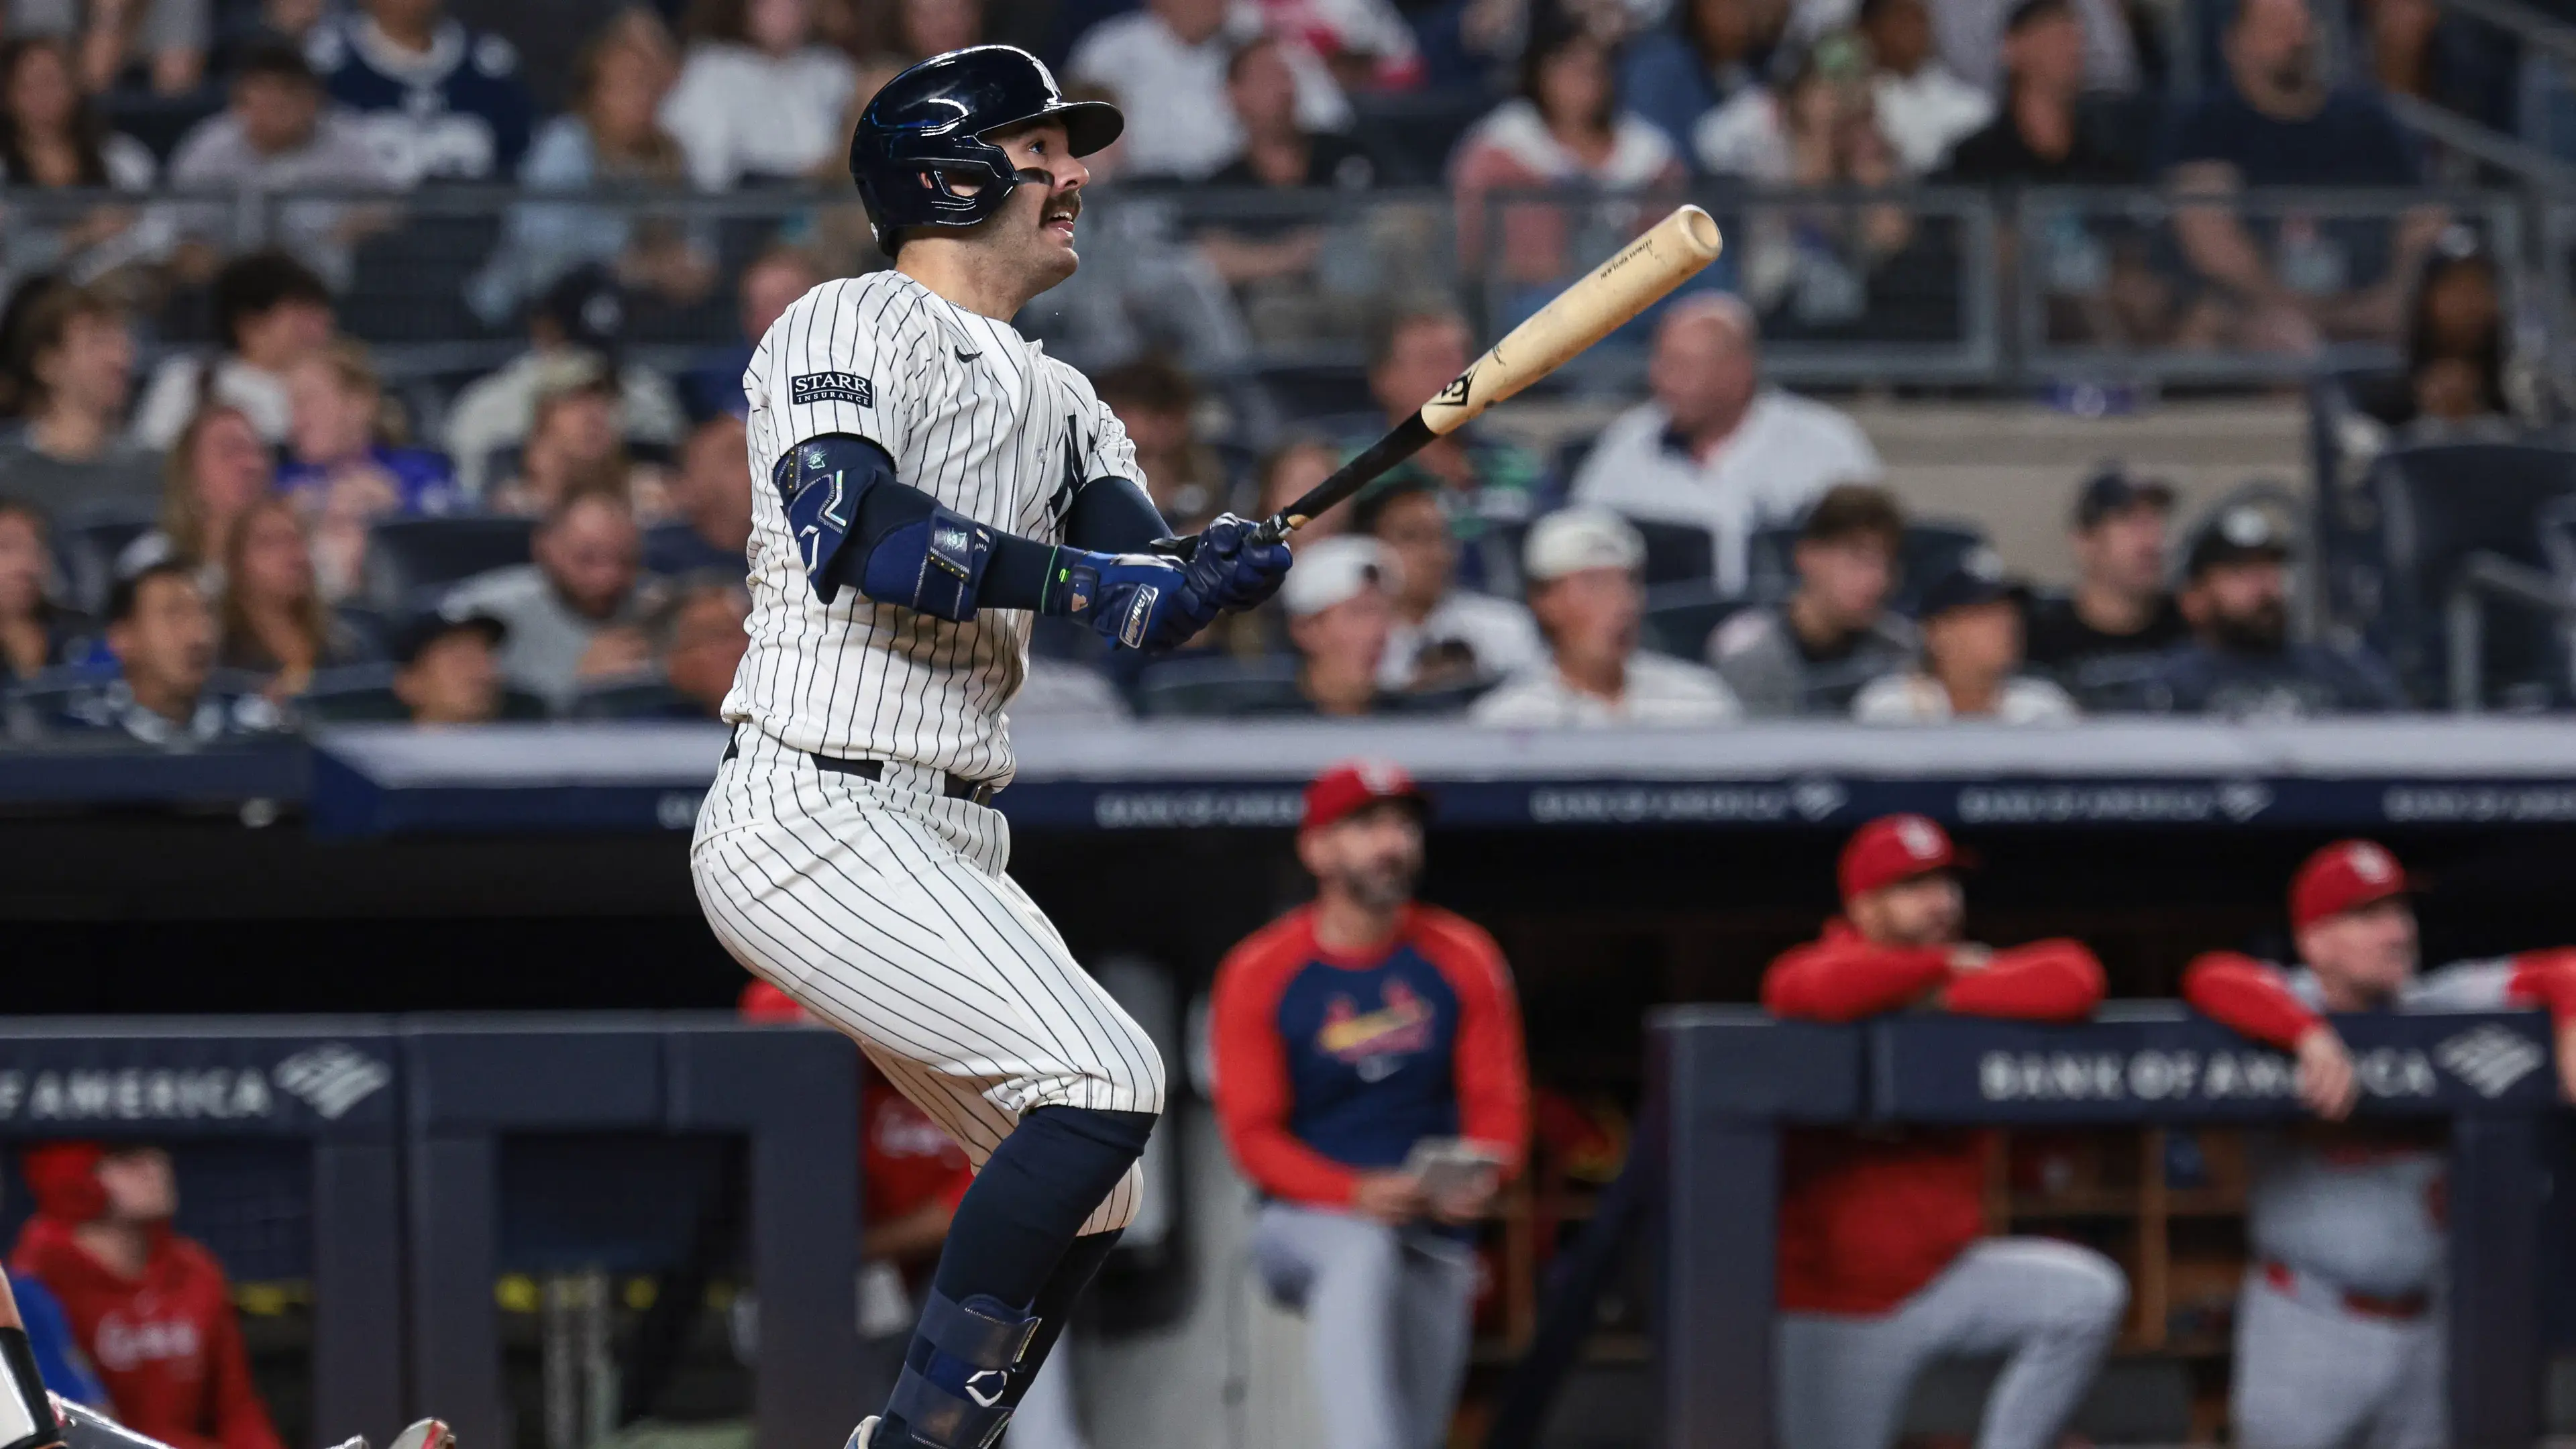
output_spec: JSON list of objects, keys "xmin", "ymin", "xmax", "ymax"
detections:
[{"xmin": 1063, "ymin": 475, "xmax": 1171, "ymax": 554}]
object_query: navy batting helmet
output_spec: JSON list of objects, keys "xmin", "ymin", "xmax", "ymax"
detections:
[{"xmin": 848, "ymin": 46, "xmax": 1123, "ymax": 256}]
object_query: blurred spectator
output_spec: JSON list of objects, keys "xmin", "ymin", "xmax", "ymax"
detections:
[
  {"xmin": 1570, "ymin": 296, "xmax": 1879, "ymax": 594},
  {"xmin": 166, "ymin": 42, "xmax": 400, "ymax": 292},
  {"xmin": 1067, "ymin": 0, "xmax": 1350, "ymax": 180},
  {"xmin": 0, "ymin": 499, "xmax": 88, "ymax": 683},
  {"xmin": 2021, "ymin": 466, "xmax": 2185, "ymax": 694},
  {"xmin": 2166, "ymin": 0, "xmax": 2432, "ymax": 354},
  {"xmin": 1095, "ymin": 358, "xmax": 1226, "ymax": 534},
  {"xmin": 1256, "ymin": 437, "xmax": 1344, "ymax": 544},
  {"xmin": 1709, "ymin": 482, "xmax": 1915, "ymax": 716},
  {"xmin": 1267, "ymin": 535, "xmax": 1401, "ymax": 716},
  {"xmin": 873, "ymin": 0, "xmax": 985, "ymax": 58},
  {"xmin": 490, "ymin": 370, "xmax": 630, "ymax": 517},
  {"xmin": 443, "ymin": 487, "xmax": 656, "ymax": 708},
  {"xmin": 1696, "ymin": 34, "xmax": 1913, "ymax": 322},
  {"xmin": 1853, "ymin": 556, "xmax": 2075, "ymax": 723},
  {"xmin": 2347, "ymin": 234, "xmax": 2520, "ymax": 434},
  {"xmin": 4, "ymin": 0, "xmax": 206, "ymax": 95},
  {"xmin": 680, "ymin": 244, "xmax": 820, "ymax": 421},
  {"xmin": 216, "ymin": 494, "xmax": 374, "ymax": 694},
  {"xmin": 12, "ymin": 1144, "xmax": 284, "ymax": 1449},
  {"xmin": 140, "ymin": 405, "xmax": 276, "ymax": 579},
  {"xmin": 0, "ymin": 282, "xmax": 160, "ymax": 521},
  {"xmin": 1857, "ymin": 0, "xmax": 1986, "ymax": 172},
  {"xmin": 0, "ymin": 34, "xmax": 154, "ymax": 182},
  {"xmin": 1356, "ymin": 305, "xmax": 1549, "ymax": 593},
  {"xmin": 2358, "ymin": 0, "xmax": 2513, "ymax": 133},
  {"xmin": 281, "ymin": 340, "xmax": 462, "ymax": 593},
  {"xmin": 1619, "ymin": 0, "xmax": 1784, "ymax": 156},
  {"xmin": 132, "ymin": 250, "xmax": 333, "ymax": 450},
  {"xmin": 1941, "ymin": 0, "xmax": 2136, "ymax": 184},
  {"xmin": 1250, "ymin": 0, "xmax": 1419, "ymax": 90},
  {"xmin": 1210, "ymin": 760, "xmax": 1526, "ymax": 1449},
  {"xmin": 2144, "ymin": 506, "xmax": 2408, "ymax": 717},
  {"xmin": 443, "ymin": 266, "xmax": 687, "ymax": 497},
  {"xmin": 1763, "ymin": 816, "xmax": 2120, "ymax": 1449},
  {"xmin": 469, "ymin": 11, "xmax": 712, "ymax": 328},
  {"xmin": 655, "ymin": 574, "xmax": 747, "ymax": 717},
  {"xmin": 647, "ymin": 413, "xmax": 751, "ymax": 575},
  {"xmin": 1357, "ymin": 478, "xmax": 1541, "ymax": 692},
  {"xmin": 1451, "ymin": 25, "xmax": 1683, "ymax": 291},
  {"xmin": 1928, "ymin": 0, "xmax": 2135, "ymax": 94},
  {"xmin": 1473, "ymin": 508, "xmax": 1739, "ymax": 726},
  {"xmin": 1208, "ymin": 37, "xmax": 1377, "ymax": 189},
  {"xmin": 389, "ymin": 607, "xmax": 506, "ymax": 723},
  {"xmin": 0, "ymin": 38, "xmax": 160, "ymax": 286},
  {"xmin": 661, "ymin": 0, "xmax": 857, "ymax": 189},
  {"xmin": 305, "ymin": 0, "xmax": 535, "ymax": 180},
  {"xmin": 54, "ymin": 560, "xmax": 283, "ymax": 743}
]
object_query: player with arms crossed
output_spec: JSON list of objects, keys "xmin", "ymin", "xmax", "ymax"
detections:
[{"xmin": 688, "ymin": 45, "xmax": 1292, "ymax": 1449}]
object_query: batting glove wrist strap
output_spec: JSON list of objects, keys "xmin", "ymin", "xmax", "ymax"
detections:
[{"xmin": 0, "ymin": 1329, "xmax": 64, "ymax": 1449}]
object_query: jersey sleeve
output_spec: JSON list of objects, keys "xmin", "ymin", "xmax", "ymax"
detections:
[
  {"xmin": 2183, "ymin": 951, "xmax": 2320, "ymax": 1049},
  {"xmin": 1762, "ymin": 933, "xmax": 1954, "ymax": 1022},
  {"xmin": 1420, "ymin": 911, "xmax": 1531, "ymax": 1178},
  {"xmin": 2407, "ymin": 957, "xmax": 2536, "ymax": 1012},
  {"xmin": 747, "ymin": 291, "xmax": 920, "ymax": 470},
  {"xmin": 1210, "ymin": 923, "xmax": 1364, "ymax": 1207},
  {"xmin": 2505, "ymin": 950, "xmax": 2576, "ymax": 1022},
  {"xmin": 1083, "ymin": 392, "xmax": 1141, "ymax": 484},
  {"xmin": 1941, "ymin": 939, "xmax": 2105, "ymax": 1022}
]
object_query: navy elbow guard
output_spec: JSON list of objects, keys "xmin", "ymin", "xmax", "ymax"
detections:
[
  {"xmin": 0, "ymin": 1327, "xmax": 64, "ymax": 1449},
  {"xmin": 775, "ymin": 435, "xmax": 994, "ymax": 620}
]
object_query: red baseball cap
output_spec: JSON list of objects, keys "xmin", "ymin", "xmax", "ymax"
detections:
[
  {"xmin": 1838, "ymin": 814, "xmax": 1965, "ymax": 902},
  {"xmin": 21, "ymin": 1142, "xmax": 107, "ymax": 1222},
  {"xmin": 2290, "ymin": 839, "xmax": 2414, "ymax": 932},
  {"xmin": 1301, "ymin": 758, "xmax": 1428, "ymax": 833}
]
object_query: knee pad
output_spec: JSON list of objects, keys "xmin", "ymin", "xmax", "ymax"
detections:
[{"xmin": 887, "ymin": 1289, "xmax": 1040, "ymax": 1449}]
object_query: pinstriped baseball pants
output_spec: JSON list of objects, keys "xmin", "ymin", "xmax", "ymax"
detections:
[{"xmin": 691, "ymin": 726, "xmax": 1165, "ymax": 1236}]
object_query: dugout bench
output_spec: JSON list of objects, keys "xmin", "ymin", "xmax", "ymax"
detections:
[{"xmin": 1647, "ymin": 1006, "xmax": 2559, "ymax": 1449}]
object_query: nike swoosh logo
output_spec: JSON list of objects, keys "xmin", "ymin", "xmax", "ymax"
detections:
[{"xmin": 955, "ymin": 348, "xmax": 981, "ymax": 363}]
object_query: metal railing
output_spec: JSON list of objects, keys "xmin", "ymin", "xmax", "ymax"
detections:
[{"xmin": 0, "ymin": 180, "xmax": 2542, "ymax": 391}]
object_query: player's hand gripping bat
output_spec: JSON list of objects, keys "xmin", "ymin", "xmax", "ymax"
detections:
[{"xmin": 1151, "ymin": 204, "xmax": 1724, "ymax": 561}]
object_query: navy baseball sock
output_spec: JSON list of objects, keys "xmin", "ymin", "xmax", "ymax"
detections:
[{"xmin": 876, "ymin": 1106, "xmax": 1154, "ymax": 1448}]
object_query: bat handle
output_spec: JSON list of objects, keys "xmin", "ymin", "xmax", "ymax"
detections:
[{"xmin": 1146, "ymin": 511, "xmax": 1299, "ymax": 563}]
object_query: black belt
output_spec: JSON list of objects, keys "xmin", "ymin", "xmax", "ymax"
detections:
[{"xmin": 722, "ymin": 731, "xmax": 998, "ymax": 806}]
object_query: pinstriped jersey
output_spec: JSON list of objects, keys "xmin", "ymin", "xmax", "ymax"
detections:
[{"xmin": 722, "ymin": 270, "xmax": 1137, "ymax": 784}]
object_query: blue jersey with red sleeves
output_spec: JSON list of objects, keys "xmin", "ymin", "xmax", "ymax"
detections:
[{"xmin": 1212, "ymin": 904, "xmax": 1529, "ymax": 1208}]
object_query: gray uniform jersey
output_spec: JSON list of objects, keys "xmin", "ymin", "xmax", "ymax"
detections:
[
  {"xmin": 722, "ymin": 270, "xmax": 1137, "ymax": 784},
  {"xmin": 2248, "ymin": 959, "xmax": 2518, "ymax": 1297}
]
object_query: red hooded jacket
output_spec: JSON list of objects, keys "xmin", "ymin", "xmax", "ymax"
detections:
[
  {"xmin": 1763, "ymin": 922, "xmax": 2106, "ymax": 1314},
  {"xmin": 10, "ymin": 1216, "xmax": 284, "ymax": 1449}
]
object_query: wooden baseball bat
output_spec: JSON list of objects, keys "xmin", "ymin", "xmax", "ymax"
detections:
[{"xmin": 1152, "ymin": 204, "xmax": 1724, "ymax": 560}]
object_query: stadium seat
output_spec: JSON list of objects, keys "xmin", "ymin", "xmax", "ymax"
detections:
[
  {"xmin": 343, "ymin": 211, "xmax": 506, "ymax": 344},
  {"xmin": 1640, "ymin": 582, "xmax": 1744, "ymax": 661},
  {"xmin": 1134, "ymin": 655, "xmax": 1301, "ymax": 717},
  {"xmin": 1629, "ymin": 519, "xmax": 1717, "ymax": 589},
  {"xmin": 52, "ymin": 504, "xmax": 160, "ymax": 616},
  {"xmin": 299, "ymin": 667, "xmax": 548, "ymax": 723},
  {"xmin": 2366, "ymin": 440, "xmax": 2576, "ymax": 708},
  {"xmin": 362, "ymin": 517, "xmax": 536, "ymax": 612},
  {"xmin": 570, "ymin": 678, "xmax": 706, "ymax": 720}
]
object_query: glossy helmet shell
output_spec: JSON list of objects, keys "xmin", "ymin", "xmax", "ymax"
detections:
[{"xmin": 847, "ymin": 45, "xmax": 1123, "ymax": 255}]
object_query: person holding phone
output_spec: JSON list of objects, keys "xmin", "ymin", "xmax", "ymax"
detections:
[{"xmin": 1210, "ymin": 759, "xmax": 1531, "ymax": 1449}]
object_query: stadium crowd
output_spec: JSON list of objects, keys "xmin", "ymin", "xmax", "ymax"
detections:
[{"xmin": 0, "ymin": 0, "xmax": 2556, "ymax": 745}]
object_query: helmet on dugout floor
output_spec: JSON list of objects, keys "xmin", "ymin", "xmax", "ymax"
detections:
[{"xmin": 847, "ymin": 45, "xmax": 1124, "ymax": 256}]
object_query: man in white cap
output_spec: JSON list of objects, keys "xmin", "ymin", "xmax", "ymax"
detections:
[
  {"xmin": 1276, "ymin": 535, "xmax": 1403, "ymax": 716},
  {"xmin": 1472, "ymin": 509, "xmax": 1743, "ymax": 727}
]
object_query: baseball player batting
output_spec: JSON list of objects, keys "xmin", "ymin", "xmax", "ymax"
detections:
[
  {"xmin": 686, "ymin": 46, "xmax": 1294, "ymax": 1449},
  {"xmin": 2184, "ymin": 839, "xmax": 2576, "ymax": 1449}
]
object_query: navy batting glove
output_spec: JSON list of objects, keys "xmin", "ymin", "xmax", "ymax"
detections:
[
  {"xmin": 1190, "ymin": 513, "xmax": 1293, "ymax": 612},
  {"xmin": 1040, "ymin": 548, "xmax": 1220, "ymax": 652}
]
